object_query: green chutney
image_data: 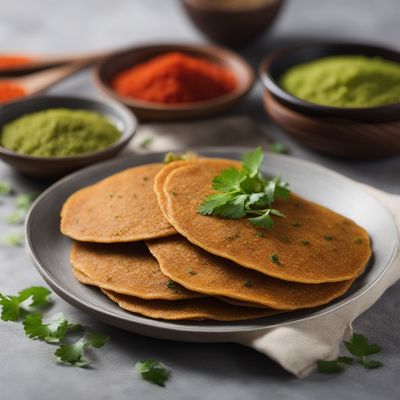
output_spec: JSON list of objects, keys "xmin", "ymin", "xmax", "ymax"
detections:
[
  {"xmin": 1, "ymin": 108, "xmax": 121, "ymax": 157},
  {"xmin": 280, "ymin": 55, "xmax": 400, "ymax": 108}
]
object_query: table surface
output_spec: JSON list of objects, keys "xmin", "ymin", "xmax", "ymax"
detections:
[{"xmin": 0, "ymin": 0, "xmax": 399, "ymax": 399}]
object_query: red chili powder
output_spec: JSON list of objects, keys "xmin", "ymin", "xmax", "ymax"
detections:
[
  {"xmin": 0, "ymin": 56, "xmax": 32, "ymax": 70},
  {"xmin": 112, "ymin": 52, "xmax": 237, "ymax": 104},
  {"xmin": 0, "ymin": 81, "xmax": 26, "ymax": 104}
]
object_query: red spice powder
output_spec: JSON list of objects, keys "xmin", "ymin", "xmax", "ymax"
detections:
[
  {"xmin": 0, "ymin": 81, "xmax": 26, "ymax": 104},
  {"xmin": 0, "ymin": 56, "xmax": 32, "ymax": 70},
  {"xmin": 112, "ymin": 52, "xmax": 237, "ymax": 104}
]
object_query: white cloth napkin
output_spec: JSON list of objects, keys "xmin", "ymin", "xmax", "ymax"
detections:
[
  {"xmin": 237, "ymin": 185, "xmax": 400, "ymax": 378},
  {"xmin": 128, "ymin": 116, "xmax": 400, "ymax": 378}
]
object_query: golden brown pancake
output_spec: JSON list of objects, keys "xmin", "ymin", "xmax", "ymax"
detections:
[
  {"xmin": 70, "ymin": 241, "xmax": 201, "ymax": 301},
  {"xmin": 101, "ymin": 289, "xmax": 280, "ymax": 321},
  {"xmin": 154, "ymin": 158, "xmax": 242, "ymax": 220},
  {"xmin": 61, "ymin": 163, "xmax": 176, "ymax": 243},
  {"xmin": 147, "ymin": 236, "xmax": 355, "ymax": 310},
  {"xmin": 161, "ymin": 160, "xmax": 371, "ymax": 284},
  {"xmin": 72, "ymin": 267, "xmax": 96, "ymax": 285}
]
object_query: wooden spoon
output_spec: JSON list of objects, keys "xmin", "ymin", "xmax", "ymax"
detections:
[
  {"xmin": 0, "ymin": 59, "xmax": 94, "ymax": 101},
  {"xmin": 0, "ymin": 50, "xmax": 110, "ymax": 75}
]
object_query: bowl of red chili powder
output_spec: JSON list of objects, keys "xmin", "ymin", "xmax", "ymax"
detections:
[{"xmin": 93, "ymin": 44, "xmax": 255, "ymax": 121}]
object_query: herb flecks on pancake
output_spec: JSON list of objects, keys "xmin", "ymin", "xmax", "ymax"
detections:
[{"xmin": 198, "ymin": 147, "xmax": 290, "ymax": 229}]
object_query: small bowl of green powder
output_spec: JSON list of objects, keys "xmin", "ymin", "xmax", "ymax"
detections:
[
  {"xmin": 259, "ymin": 43, "xmax": 400, "ymax": 158},
  {"xmin": 0, "ymin": 96, "xmax": 137, "ymax": 178}
]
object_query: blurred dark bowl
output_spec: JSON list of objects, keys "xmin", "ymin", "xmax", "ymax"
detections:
[{"xmin": 181, "ymin": 0, "xmax": 284, "ymax": 46}]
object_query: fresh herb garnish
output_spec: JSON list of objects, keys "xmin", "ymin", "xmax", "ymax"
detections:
[
  {"xmin": 0, "ymin": 286, "xmax": 51, "ymax": 321},
  {"xmin": 324, "ymin": 235, "xmax": 333, "ymax": 241},
  {"xmin": 318, "ymin": 333, "xmax": 383, "ymax": 374},
  {"xmin": 135, "ymin": 359, "xmax": 170, "ymax": 387},
  {"xmin": 167, "ymin": 280, "xmax": 177, "ymax": 291},
  {"xmin": 23, "ymin": 312, "xmax": 79, "ymax": 343},
  {"xmin": 354, "ymin": 237, "xmax": 363, "ymax": 244},
  {"xmin": 3, "ymin": 232, "xmax": 24, "ymax": 246},
  {"xmin": 55, "ymin": 331, "xmax": 109, "ymax": 367},
  {"xmin": 7, "ymin": 192, "xmax": 39, "ymax": 225},
  {"xmin": 270, "ymin": 253, "xmax": 280, "ymax": 264},
  {"xmin": 198, "ymin": 147, "xmax": 290, "ymax": 229},
  {"xmin": 269, "ymin": 142, "xmax": 287, "ymax": 154},
  {"xmin": 0, "ymin": 180, "xmax": 13, "ymax": 195},
  {"xmin": 163, "ymin": 151, "xmax": 197, "ymax": 164},
  {"xmin": 301, "ymin": 240, "xmax": 310, "ymax": 245},
  {"xmin": 139, "ymin": 137, "xmax": 153, "ymax": 150},
  {"xmin": 244, "ymin": 280, "xmax": 253, "ymax": 288},
  {"xmin": 255, "ymin": 231, "xmax": 264, "ymax": 238}
]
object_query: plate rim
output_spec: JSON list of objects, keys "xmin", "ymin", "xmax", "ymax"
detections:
[{"xmin": 25, "ymin": 147, "xmax": 399, "ymax": 336}]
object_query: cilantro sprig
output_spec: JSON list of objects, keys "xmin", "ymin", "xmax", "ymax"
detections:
[
  {"xmin": 0, "ymin": 286, "xmax": 51, "ymax": 321},
  {"xmin": 318, "ymin": 333, "xmax": 383, "ymax": 374},
  {"xmin": 199, "ymin": 147, "xmax": 290, "ymax": 229},
  {"xmin": 135, "ymin": 360, "xmax": 170, "ymax": 387},
  {"xmin": 55, "ymin": 331, "xmax": 109, "ymax": 367}
]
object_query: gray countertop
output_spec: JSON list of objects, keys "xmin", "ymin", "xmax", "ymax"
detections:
[{"xmin": 0, "ymin": 0, "xmax": 399, "ymax": 399}]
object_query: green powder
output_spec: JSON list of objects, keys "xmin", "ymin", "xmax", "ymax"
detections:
[
  {"xmin": 280, "ymin": 55, "xmax": 400, "ymax": 108},
  {"xmin": 1, "ymin": 108, "xmax": 121, "ymax": 157}
]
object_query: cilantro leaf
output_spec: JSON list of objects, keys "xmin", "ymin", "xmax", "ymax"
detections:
[
  {"xmin": 135, "ymin": 359, "xmax": 170, "ymax": 387},
  {"xmin": 0, "ymin": 295, "xmax": 21, "ymax": 321},
  {"xmin": 212, "ymin": 167, "xmax": 244, "ymax": 192},
  {"xmin": 7, "ymin": 209, "xmax": 26, "ymax": 224},
  {"xmin": 242, "ymin": 147, "xmax": 264, "ymax": 177},
  {"xmin": 215, "ymin": 194, "xmax": 248, "ymax": 219},
  {"xmin": 248, "ymin": 211, "xmax": 274, "ymax": 229},
  {"xmin": 344, "ymin": 333, "xmax": 382, "ymax": 357},
  {"xmin": 24, "ymin": 312, "xmax": 70, "ymax": 343},
  {"xmin": 198, "ymin": 148, "xmax": 291, "ymax": 230},
  {"xmin": 2, "ymin": 232, "xmax": 24, "ymax": 247},
  {"xmin": 0, "ymin": 180, "xmax": 13, "ymax": 195},
  {"xmin": 198, "ymin": 193, "xmax": 235, "ymax": 216},
  {"xmin": 15, "ymin": 192, "xmax": 39, "ymax": 212},
  {"xmin": 0, "ymin": 286, "xmax": 51, "ymax": 321},
  {"xmin": 360, "ymin": 360, "xmax": 383, "ymax": 369},
  {"xmin": 269, "ymin": 142, "xmax": 287, "ymax": 154},
  {"xmin": 55, "ymin": 331, "xmax": 109, "ymax": 367},
  {"xmin": 318, "ymin": 333, "xmax": 383, "ymax": 374}
]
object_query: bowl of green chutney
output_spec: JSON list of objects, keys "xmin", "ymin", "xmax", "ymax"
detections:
[
  {"xmin": 260, "ymin": 43, "xmax": 400, "ymax": 159},
  {"xmin": 0, "ymin": 96, "xmax": 137, "ymax": 178}
]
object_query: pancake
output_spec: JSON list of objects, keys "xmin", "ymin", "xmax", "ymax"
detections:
[
  {"xmin": 70, "ymin": 241, "xmax": 201, "ymax": 300},
  {"xmin": 72, "ymin": 267, "xmax": 96, "ymax": 285},
  {"xmin": 101, "ymin": 289, "xmax": 280, "ymax": 321},
  {"xmin": 154, "ymin": 159, "xmax": 241, "ymax": 220},
  {"xmin": 161, "ymin": 160, "xmax": 372, "ymax": 284},
  {"xmin": 61, "ymin": 163, "xmax": 176, "ymax": 243},
  {"xmin": 146, "ymin": 236, "xmax": 355, "ymax": 310}
]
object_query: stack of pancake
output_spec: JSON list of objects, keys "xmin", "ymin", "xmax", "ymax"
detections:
[{"xmin": 60, "ymin": 158, "xmax": 371, "ymax": 321}]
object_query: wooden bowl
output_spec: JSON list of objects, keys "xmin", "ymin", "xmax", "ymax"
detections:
[
  {"xmin": 93, "ymin": 43, "xmax": 255, "ymax": 121},
  {"xmin": 0, "ymin": 96, "xmax": 137, "ymax": 179},
  {"xmin": 181, "ymin": 0, "xmax": 284, "ymax": 46},
  {"xmin": 260, "ymin": 43, "xmax": 400, "ymax": 159}
]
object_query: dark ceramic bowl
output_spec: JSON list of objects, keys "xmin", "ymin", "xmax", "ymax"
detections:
[
  {"xmin": 181, "ymin": 0, "xmax": 284, "ymax": 46},
  {"xmin": 260, "ymin": 43, "xmax": 400, "ymax": 159},
  {"xmin": 94, "ymin": 43, "xmax": 255, "ymax": 121},
  {"xmin": 0, "ymin": 96, "xmax": 137, "ymax": 178}
]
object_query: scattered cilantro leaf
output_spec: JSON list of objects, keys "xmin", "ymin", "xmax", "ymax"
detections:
[
  {"xmin": 344, "ymin": 333, "xmax": 382, "ymax": 357},
  {"xmin": 198, "ymin": 148, "xmax": 290, "ymax": 229},
  {"xmin": 269, "ymin": 142, "xmax": 287, "ymax": 154},
  {"xmin": 23, "ymin": 312, "xmax": 71, "ymax": 343},
  {"xmin": 139, "ymin": 137, "xmax": 153, "ymax": 150},
  {"xmin": 7, "ymin": 209, "xmax": 26, "ymax": 224},
  {"xmin": 135, "ymin": 359, "xmax": 170, "ymax": 387},
  {"xmin": 0, "ymin": 180, "xmax": 13, "ymax": 195},
  {"xmin": 163, "ymin": 152, "xmax": 197, "ymax": 164},
  {"xmin": 16, "ymin": 192, "xmax": 39, "ymax": 211},
  {"xmin": 0, "ymin": 286, "xmax": 51, "ymax": 321},
  {"xmin": 318, "ymin": 333, "xmax": 383, "ymax": 374},
  {"xmin": 3, "ymin": 232, "xmax": 24, "ymax": 247},
  {"xmin": 55, "ymin": 331, "xmax": 109, "ymax": 367}
]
